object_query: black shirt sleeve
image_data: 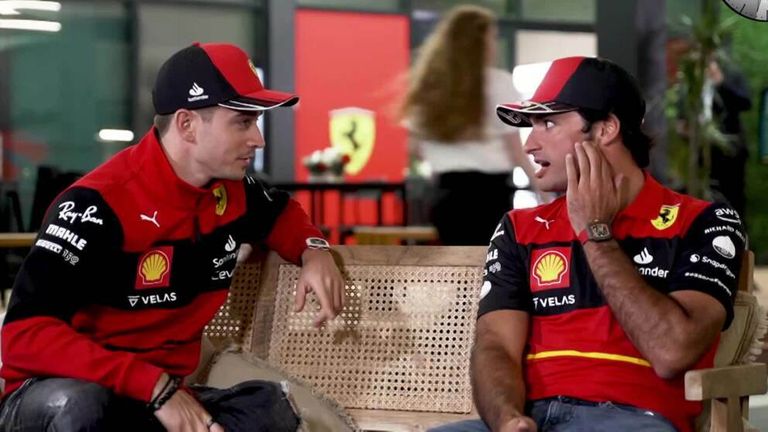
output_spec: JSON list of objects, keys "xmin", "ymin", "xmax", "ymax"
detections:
[
  {"xmin": 4, "ymin": 186, "xmax": 122, "ymax": 324},
  {"xmin": 666, "ymin": 203, "xmax": 746, "ymax": 329},
  {"xmin": 241, "ymin": 176, "xmax": 290, "ymax": 243},
  {"xmin": 477, "ymin": 214, "xmax": 532, "ymax": 318}
]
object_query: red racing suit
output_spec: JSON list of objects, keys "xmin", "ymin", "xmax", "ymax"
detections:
[{"xmin": 1, "ymin": 129, "xmax": 323, "ymax": 402}]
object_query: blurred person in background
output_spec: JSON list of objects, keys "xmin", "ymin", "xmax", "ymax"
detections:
[
  {"xmin": 706, "ymin": 56, "xmax": 751, "ymax": 223},
  {"xmin": 401, "ymin": 5, "xmax": 539, "ymax": 246}
]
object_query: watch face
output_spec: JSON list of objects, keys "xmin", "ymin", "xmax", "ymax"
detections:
[
  {"xmin": 723, "ymin": 0, "xmax": 768, "ymax": 21},
  {"xmin": 589, "ymin": 223, "xmax": 611, "ymax": 241},
  {"xmin": 306, "ymin": 237, "xmax": 331, "ymax": 250}
]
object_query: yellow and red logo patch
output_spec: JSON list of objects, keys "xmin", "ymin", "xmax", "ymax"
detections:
[
  {"xmin": 530, "ymin": 247, "xmax": 571, "ymax": 292},
  {"xmin": 213, "ymin": 184, "xmax": 227, "ymax": 216},
  {"xmin": 135, "ymin": 246, "xmax": 173, "ymax": 290}
]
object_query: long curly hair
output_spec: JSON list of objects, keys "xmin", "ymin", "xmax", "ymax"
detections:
[{"xmin": 401, "ymin": 5, "xmax": 495, "ymax": 142}]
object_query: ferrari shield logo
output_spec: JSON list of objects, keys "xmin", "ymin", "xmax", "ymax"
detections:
[
  {"xmin": 651, "ymin": 204, "xmax": 680, "ymax": 230},
  {"xmin": 213, "ymin": 185, "xmax": 227, "ymax": 216},
  {"xmin": 329, "ymin": 107, "xmax": 375, "ymax": 175}
]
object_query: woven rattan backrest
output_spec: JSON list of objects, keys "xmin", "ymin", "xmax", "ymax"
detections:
[
  {"xmin": 248, "ymin": 246, "xmax": 487, "ymax": 414},
  {"xmin": 204, "ymin": 254, "xmax": 263, "ymax": 351}
]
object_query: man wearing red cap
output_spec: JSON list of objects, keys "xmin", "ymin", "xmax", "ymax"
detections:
[
  {"xmin": 432, "ymin": 57, "xmax": 745, "ymax": 432},
  {"xmin": 0, "ymin": 43, "xmax": 344, "ymax": 431}
]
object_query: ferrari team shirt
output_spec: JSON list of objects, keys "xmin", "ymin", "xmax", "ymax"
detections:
[
  {"xmin": 479, "ymin": 173, "xmax": 746, "ymax": 432},
  {"xmin": 1, "ymin": 129, "xmax": 323, "ymax": 402}
]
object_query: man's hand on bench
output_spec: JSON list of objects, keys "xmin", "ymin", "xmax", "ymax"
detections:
[
  {"xmin": 297, "ymin": 249, "xmax": 345, "ymax": 327},
  {"xmin": 153, "ymin": 373, "xmax": 224, "ymax": 432}
]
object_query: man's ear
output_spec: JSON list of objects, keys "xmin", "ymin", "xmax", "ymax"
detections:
[
  {"xmin": 174, "ymin": 110, "xmax": 196, "ymax": 142},
  {"xmin": 595, "ymin": 113, "xmax": 621, "ymax": 147}
]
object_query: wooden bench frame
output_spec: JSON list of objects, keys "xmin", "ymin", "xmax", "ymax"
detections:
[{"xmin": 203, "ymin": 246, "xmax": 766, "ymax": 432}]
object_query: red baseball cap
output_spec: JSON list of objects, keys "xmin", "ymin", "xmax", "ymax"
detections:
[
  {"xmin": 153, "ymin": 42, "xmax": 298, "ymax": 115},
  {"xmin": 496, "ymin": 56, "xmax": 645, "ymax": 128}
]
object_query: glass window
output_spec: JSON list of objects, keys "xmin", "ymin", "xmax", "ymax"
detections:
[
  {"xmin": 2, "ymin": 1, "xmax": 130, "ymax": 227},
  {"xmin": 136, "ymin": 3, "xmax": 266, "ymax": 171},
  {"xmin": 515, "ymin": 30, "xmax": 597, "ymax": 72},
  {"xmin": 298, "ymin": 0, "xmax": 400, "ymax": 12},
  {"xmin": 519, "ymin": 0, "xmax": 596, "ymax": 23},
  {"xmin": 135, "ymin": 3, "xmax": 264, "ymax": 132},
  {"xmin": 514, "ymin": 30, "xmax": 597, "ymax": 144},
  {"xmin": 411, "ymin": 0, "xmax": 595, "ymax": 21},
  {"xmin": 411, "ymin": 0, "xmax": 509, "ymax": 16},
  {"xmin": 667, "ymin": 0, "xmax": 701, "ymax": 35}
]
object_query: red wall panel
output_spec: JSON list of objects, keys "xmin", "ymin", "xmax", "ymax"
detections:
[{"xmin": 295, "ymin": 9, "xmax": 409, "ymax": 182}]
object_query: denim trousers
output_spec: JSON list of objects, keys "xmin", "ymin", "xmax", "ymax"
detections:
[
  {"xmin": 428, "ymin": 397, "xmax": 678, "ymax": 432},
  {"xmin": 0, "ymin": 377, "xmax": 300, "ymax": 432}
]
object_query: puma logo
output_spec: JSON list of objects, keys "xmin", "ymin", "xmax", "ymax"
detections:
[
  {"xmin": 140, "ymin": 211, "xmax": 160, "ymax": 228},
  {"xmin": 535, "ymin": 216, "xmax": 554, "ymax": 230}
]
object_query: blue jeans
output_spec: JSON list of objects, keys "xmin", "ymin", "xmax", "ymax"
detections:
[
  {"xmin": 0, "ymin": 377, "xmax": 300, "ymax": 432},
  {"xmin": 429, "ymin": 397, "xmax": 677, "ymax": 432}
]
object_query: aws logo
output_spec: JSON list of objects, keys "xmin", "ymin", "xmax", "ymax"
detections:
[
  {"xmin": 135, "ymin": 246, "xmax": 174, "ymax": 290},
  {"xmin": 530, "ymin": 247, "xmax": 571, "ymax": 292}
]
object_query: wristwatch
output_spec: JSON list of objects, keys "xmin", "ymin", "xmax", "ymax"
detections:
[
  {"xmin": 305, "ymin": 237, "xmax": 331, "ymax": 251},
  {"xmin": 578, "ymin": 221, "xmax": 612, "ymax": 244}
]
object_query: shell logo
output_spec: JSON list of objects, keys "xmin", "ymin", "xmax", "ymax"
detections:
[
  {"xmin": 135, "ymin": 246, "xmax": 174, "ymax": 289},
  {"xmin": 534, "ymin": 251, "xmax": 568, "ymax": 285},
  {"xmin": 140, "ymin": 251, "xmax": 169, "ymax": 284}
]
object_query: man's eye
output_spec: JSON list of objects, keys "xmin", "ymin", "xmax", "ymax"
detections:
[
  {"xmin": 241, "ymin": 119, "xmax": 252, "ymax": 128},
  {"xmin": 544, "ymin": 120, "xmax": 555, "ymax": 129}
]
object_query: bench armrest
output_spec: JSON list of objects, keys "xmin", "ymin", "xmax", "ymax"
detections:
[{"xmin": 685, "ymin": 363, "xmax": 767, "ymax": 400}]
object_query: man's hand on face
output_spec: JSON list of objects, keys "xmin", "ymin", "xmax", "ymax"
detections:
[
  {"xmin": 154, "ymin": 386, "xmax": 224, "ymax": 432},
  {"xmin": 499, "ymin": 416, "xmax": 538, "ymax": 432},
  {"xmin": 295, "ymin": 249, "xmax": 345, "ymax": 327},
  {"xmin": 565, "ymin": 141, "xmax": 627, "ymax": 234}
]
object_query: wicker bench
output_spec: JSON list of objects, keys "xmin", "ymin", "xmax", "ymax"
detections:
[{"xmin": 201, "ymin": 246, "xmax": 766, "ymax": 432}]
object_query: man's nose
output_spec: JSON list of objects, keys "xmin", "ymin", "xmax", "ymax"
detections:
[
  {"xmin": 249, "ymin": 126, "xmax": 265, "ymax": 148},
  {"xmin": 523, "ymin": 131, "xmax": 540, "ymax": 154}
]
